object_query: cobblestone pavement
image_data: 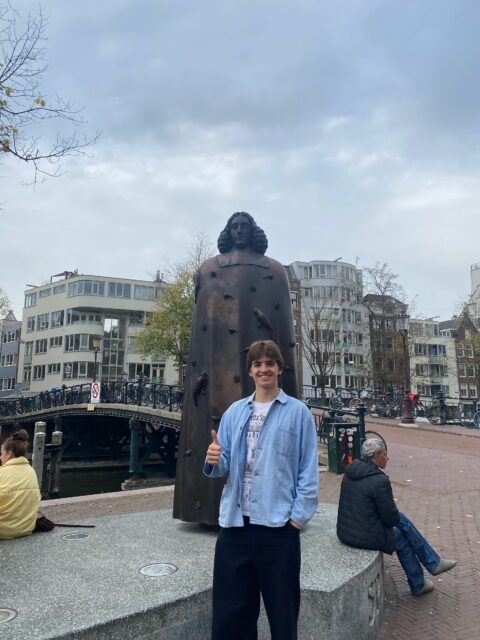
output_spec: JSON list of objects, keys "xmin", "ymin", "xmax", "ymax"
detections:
[{"xmin": 41, "ymin": 418, "xmax": 480, "ymax": 639}]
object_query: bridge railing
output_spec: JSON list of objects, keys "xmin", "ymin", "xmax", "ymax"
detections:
[{"xmin": 0, "ymin": 380, "xmax": 184, "ymax": 417}]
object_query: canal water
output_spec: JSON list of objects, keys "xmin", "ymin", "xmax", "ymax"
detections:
[{"xmin": 56, "ymin": 464, "xmax": 174, "ymax": 498}]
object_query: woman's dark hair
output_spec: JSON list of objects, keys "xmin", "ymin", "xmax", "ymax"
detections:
[
  {"xmin": 217, "ymin": 212, "xmax": 268, "ymax": 255},
  {"xmin": 2, "ymin": 429, "xmax": 29, "ymax": 458},
  {"xmin": 246, "ymin": 340, "xmax": 284, "ymax": 371}
]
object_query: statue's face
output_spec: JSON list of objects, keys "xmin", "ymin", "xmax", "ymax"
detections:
[{"xmin": 230, "ymin": 214, "xmax": 251, "ymax": 249}]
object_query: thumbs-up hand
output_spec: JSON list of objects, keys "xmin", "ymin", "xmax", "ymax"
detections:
[{"xmin": 206, "ymin": 429, "xmax": 222, "ymax": 465}]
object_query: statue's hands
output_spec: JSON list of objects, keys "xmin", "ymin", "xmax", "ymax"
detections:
[{"xmin": 206, "ymin": 429, "xmax": 221, "ymax": 465}]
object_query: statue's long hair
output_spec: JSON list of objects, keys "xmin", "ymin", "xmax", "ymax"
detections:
[{"xmin": 217, "ymin": 212, "xmax": 268, "ymax": 255}]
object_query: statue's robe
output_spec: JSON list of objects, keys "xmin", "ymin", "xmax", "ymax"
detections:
[{"xmin": 173, "ymin": 247, "xmax": 299, "ymax": 525}]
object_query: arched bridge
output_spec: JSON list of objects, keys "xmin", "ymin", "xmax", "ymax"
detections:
[{"xmin": 0, "ymin": 381, "xmax": 184, "ymax": 479}]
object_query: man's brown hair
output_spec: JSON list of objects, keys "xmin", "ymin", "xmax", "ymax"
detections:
[{"xmin": 246, "ymin": 340, "xmax": 284, "ymax": 371}]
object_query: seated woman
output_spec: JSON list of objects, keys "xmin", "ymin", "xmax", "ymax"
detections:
[
  {"xmin": 0, "ymin": 429, "xmax": 41, "ymax": 540},
  {"xmin": 337, "ymin": 438, "xmax": 456, "ymax": 596}
]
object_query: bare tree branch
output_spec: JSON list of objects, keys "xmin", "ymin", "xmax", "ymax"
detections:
[{"xmin": 0, "ymin": 3, "xmax": 99, "ymax": 184}]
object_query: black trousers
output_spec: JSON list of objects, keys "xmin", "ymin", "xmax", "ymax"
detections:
[{"xmin": 211, "ymin": 519, "xmax": 301, "ymax": 640}]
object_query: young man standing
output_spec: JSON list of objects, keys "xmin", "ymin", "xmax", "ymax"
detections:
[{"xmin": 204, "ymin": 340, "xmax": 318, "ymax": 640}]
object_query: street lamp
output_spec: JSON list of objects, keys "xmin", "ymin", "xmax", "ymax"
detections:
[
  {"xmin": 397, "ymin": 313, "xmax": 415, "ymax": 424},
  {"xmin": 92, "ymin": 335, "xmax": 101, "ymax": 383}
]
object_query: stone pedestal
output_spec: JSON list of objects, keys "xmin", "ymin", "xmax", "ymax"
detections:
[{"xmin": 0, "ymin": 504, "xmax": 383, "ymax": 640}]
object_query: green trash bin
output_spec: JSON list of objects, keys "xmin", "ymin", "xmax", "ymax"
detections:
[{"xmin": 327, "ymin": 422, "xmax": 361, "ymax": 474}]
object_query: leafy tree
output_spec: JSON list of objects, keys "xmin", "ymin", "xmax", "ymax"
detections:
[
  {"xmin": 1, "ymin": 4, "xmax": 97, "ymax": 183},
  {"xmin": 138, "ymin": 232, "xmax": 214, "ymax": 381},
  {"xmin": 137, "ymin": 269, "xmax": 194, "ymax": 381}
]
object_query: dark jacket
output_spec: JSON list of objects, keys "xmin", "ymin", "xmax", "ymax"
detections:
[{"xmin": 336, "ymin": 458, "xmax": 400, "ymax": 554}]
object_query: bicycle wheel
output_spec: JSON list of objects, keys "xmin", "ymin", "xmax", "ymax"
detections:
[
  {"xmin": 425, "ymin": 405, "xmax": 445, "ymax": 425},
  {"xmin": 329, "ymin": 395, "xmax": 344, "ymax": 411},
  {"xmin": 473, "ymin": 411, "xmax": 480, "ymax": 429},
  {"xmin": 349, "ymin": 398, "xmax": 362, "ymax": 410},
  {"xmin": 364, "ymin": 430, "xmax": 388, "ymax": 452}
]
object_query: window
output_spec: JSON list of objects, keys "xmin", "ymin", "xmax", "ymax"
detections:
[
  {"xmin": 458, "ymin": 363, "xmax": 466, "ymax": 377},
  {"xmin": 25, "ymin": 341, "xmax": 33, "ymax": 357},
  {"xmin": 39, "ymin": 288, "xmax": 51, "ymax": 298},
  {"xmin": 49, "ymin": 336, "xmax": 63, "ymax": 348},
  {"xmin": 151, "ymin": 364, "xmax": 165, "ymax": 382},
  {"xmin": 63, "ymin": 361, "xmax": 95, "ymax": 379},
  {"xmin": 33, "ymin": 365, "xmax": 46, "ymax": 380},
  {"xmin": 51, "ymin": 310, "xmax": 64, "ymax": 327},
  {"xmin": 35, "ymin": 339, "xmax": 48, "ymax": 354},
  {"xmin": 1, "ymin": 353, "xmax": 16, "ymax": 366},
  {"xmin": 128, "ymin": 311, "xmax": 144, "ymax": 327},
  {"xmin": 26, "ymin": 316, "xmax": 35, "ymax": 332},
  {"xmin": 469, "ymin": 385, "xmax": 478, "ymax": 398},
  {"xmin": 65, "ymin": 334, "xmax": 90, "ymax": 351},
  {"xmin": 466, "ymin": 346, "xmax": 474, "ymax": 358},
  {"xmin": 128, "ymin": 363, "xmax": 151, "ymax": 379},
  {"xmin": 460, "ymin": 384, "xmax": 468, "ymax": 398},
  {"xmin": 53, "ymin": 284, "xmax": 66, "ymax": 294},
  {"xmin": 467, "ymin": 366, "xmax": 475, "ymax": 378},
  {"xmin": 0, "ymin": 378, "xmax": 15, "ymax": 390},
  {"xmin": 457, "ymin": 347, "xmax": 465, "ymax": 357},
  {"xmin": 134, "ymin": 285, "xmax": 155, "ymax": 301},
  {"xmin": 415, "ymin": 343, "xmax": 427, "ymax": 356},
  {"xmin": 314, "ymin": 264, "xmax": 325, "ymax": 278},
  {"xmin": 2, "ymin": 329, "xmax": 19, "ymax": 343},
  {"xmin": 24, "ymin": 292, "xmax": 37, "ymax": 308},
  {"xmin": 127, "ymin": 336, "xmax": 138, "ymax": 353},
  {"xmin": 68, "ymin": 280, "xmax": 105, "ymax": 297},
  {"xmin": 36, "ymin": 313, "xmax": 49, "ymax": 331},
  {"xmin": 66, "ymin": 309, "xmax": 102, "ymax": 325},
  {"xmin": 47, "ymin": 363, "xmax": 61, "ymax": 375},
  {"xmin": 108, "ymin": 282, "xmax": 131, "ymax": 298}
]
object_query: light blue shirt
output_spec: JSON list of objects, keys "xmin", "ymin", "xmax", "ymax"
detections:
[{"xmin": 204, "ymin": 389, "xmax": 318, "ymax": 528}]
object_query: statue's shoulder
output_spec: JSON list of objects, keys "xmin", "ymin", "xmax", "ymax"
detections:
[{"xmin": 198, "ymin": 255, "xmax": 221, "ymax": 271}]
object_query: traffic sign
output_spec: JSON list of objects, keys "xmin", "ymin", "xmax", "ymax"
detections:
[{"xmin": 90, "ymin": 381, "xmax": 101, "ymax": 404}]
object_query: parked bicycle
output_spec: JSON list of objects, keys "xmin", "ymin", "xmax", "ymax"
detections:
[
  {"xmin": 458, "ymin": 400, "xmax": 479, "ymax": 428},
  {"xmin": 423, "ymin": 392, "xmax": 460, "ymax": 425}
]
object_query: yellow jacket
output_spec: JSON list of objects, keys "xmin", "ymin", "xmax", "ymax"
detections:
[{"xmin": 0, "ymin": 457, "xmax": 41, "ymax": 540}]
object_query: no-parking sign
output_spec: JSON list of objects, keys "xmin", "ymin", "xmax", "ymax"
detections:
[{"xmin": 90, "ymin": 381, "xmax": 101, "ymax": 404}]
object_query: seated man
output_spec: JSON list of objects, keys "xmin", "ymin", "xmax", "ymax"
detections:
[{"xmin": 336, "ymin": 438, "xmax": 456, "ymax": 596}]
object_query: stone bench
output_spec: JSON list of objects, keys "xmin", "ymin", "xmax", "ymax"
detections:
[{"xmin": 0, "ymin": 504, "xmax": 383, "ymax": 640}]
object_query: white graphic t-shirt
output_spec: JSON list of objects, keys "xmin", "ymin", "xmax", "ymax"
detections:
[{"xmin": 242, "ymin": 399, "xmax": 274, "ymax": 516}]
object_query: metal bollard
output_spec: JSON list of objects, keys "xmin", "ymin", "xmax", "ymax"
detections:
[
  {"xmin": 46, "ymin": 430, "xmax": 63, "ymax": 498},
  {"xmin": 32, "ymin": 421, "xmax": 47, "ymax": 491}
]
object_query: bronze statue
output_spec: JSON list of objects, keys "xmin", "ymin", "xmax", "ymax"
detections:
[{"xmin": 173, "ymin": 212, "xmax": 299, "ymax": 525}]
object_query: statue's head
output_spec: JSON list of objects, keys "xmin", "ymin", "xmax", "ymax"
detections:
[{"xmin": 217, "ymin": 212, "xmax": 268, "ymax": 255}]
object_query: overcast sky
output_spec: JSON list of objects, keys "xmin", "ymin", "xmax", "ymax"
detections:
[{"xmin": 2, "ymin": 0, "xmax": 480, "ymax": 321}]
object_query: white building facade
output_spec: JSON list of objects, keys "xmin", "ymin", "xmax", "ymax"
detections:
[
  {"xmin": 18, "ymin": 272, "xmax": 177, "ymax": 393},
  {"xmin": 409, "ymin": 319, "xmax": 458, "ymax": 398},
  {"xmin": 288, "ymin": 260, "xmax": 370, "ymax": 390}
]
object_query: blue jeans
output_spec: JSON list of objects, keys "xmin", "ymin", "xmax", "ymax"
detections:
[{"xmin": 394, "ymin": 512, "xmax": 440, "ymax": 594}]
